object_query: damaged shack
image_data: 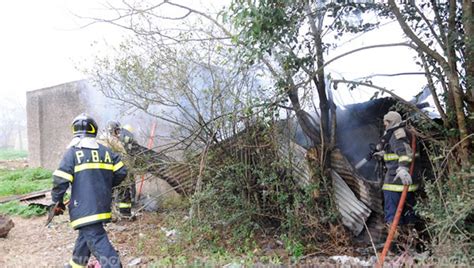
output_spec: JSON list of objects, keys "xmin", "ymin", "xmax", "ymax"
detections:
[
  {"xmin": 26, "ymin": 80, "xmax": 432, "ymax": 246},
  {"xmin": 133, "ymin": 95, "xmax": 434, "ymax": 245}
]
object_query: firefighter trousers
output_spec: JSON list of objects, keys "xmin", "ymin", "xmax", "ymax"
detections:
[
  {"xmin": 70, "ymin": 223, "xmax": 121, "ymax": 268},
  {"xmin": 116, "ymin": 183, "xmax": 135, "ymax": 216},
  {"xmin": 383, "ymin": 190, "xmax": 416, "ymax": 225}
]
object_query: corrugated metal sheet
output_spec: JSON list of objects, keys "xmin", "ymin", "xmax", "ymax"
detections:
[
  {"xmin": 277, "ymin": 138, "xmax": 372, "ymax": 235},
  {"xmin": 277, "ymin": 138, "xmax": 312, "ymax": 187},
  {"xmin": 134, "ymin": 129, "xmax": 384, "ymax": 239},
  {"xmin": 331, "ymin": 170, "xmax": 371, "ymax": 235},
  {"xmin": 131, "ymin": 144, "xmax": 196, "ymax": 196},
  {"xmin": 330, "ymin": 149, "xmax": 383, "ymax": 214},
  {"xmin": 330, "ymin": 149, "xmax": 385, "ymax": 242}
]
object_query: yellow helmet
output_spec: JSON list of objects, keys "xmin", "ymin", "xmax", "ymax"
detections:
[{"xmin": 122, "ymin": 124, "xmax": 134, "ymax": 133}]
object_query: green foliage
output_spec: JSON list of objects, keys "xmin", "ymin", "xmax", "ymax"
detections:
[
  {"xmin": 0, "ymin": 201, "xmax": 48, "ymax": 217},
  {"xmin": 190, "ymin": 124, "xmax": 343, "ymax": 257},
  {"xmin": 0, "ymin": 149, "xmax": 27, "ymax": 160},
  {"xmin": 229, "ymin": 1, "xmax": 384, "ymax": 65},
  {"xmin": 417, "ymin": 169, "xmax": 473, "ymax": 257},
  {"xmin": 230, "ymin": 0, "xmax": 305, "ymax": 61},
  {"xmin": 280, "ymin": 234, "xmax": 304, "ymax": 261},
  {"xmin": 407, "ymin": 112, "xmax": 474, "ymax": 257},
  {"xmin": 0, "ymin": 168, "xmax": 52, "ymax": 197}
]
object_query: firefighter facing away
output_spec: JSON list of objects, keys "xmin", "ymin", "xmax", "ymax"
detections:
[
  {"xmin": 99, "ymin": 121, "xmax": 136, "ymax": 218},
  {"xmin": 378, "ymin": 111, "xmax": 418, "ymax": 225},
  {"xmin": 51, "ymin": 113, "xmax": 127, "ymax": 268}
]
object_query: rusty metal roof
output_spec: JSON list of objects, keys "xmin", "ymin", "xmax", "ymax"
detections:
[{"xmin": 138, "ymin": 128, "xmax": 383, "ymax": 238}]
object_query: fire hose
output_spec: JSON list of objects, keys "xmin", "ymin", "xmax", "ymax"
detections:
[
  {"xmin": 137, "ymin": 121, "xmax": 157, "ymax": 200},
  {"xmin": 377, "ymin": 131, "xmax": 417, "ymax": 267}
]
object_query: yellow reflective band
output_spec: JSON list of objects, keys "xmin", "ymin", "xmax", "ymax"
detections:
[
  {"xmin": 70, "ymin": 213, "xmax": 112, "ymax": 228},
  {"xmin": 399, "ymin": 155, "xmax": 412, "ymax": 163},
  {"xmin": 113, "ymin": 161, "xmax": 124, "ymax": 172},
  {"xmin": 384, "ymin": 154, "xmax": 399, "ymax": 161},
  {"xmin": 69, "ymin": 259, "xmax": 86, "ymax": 268},
  {"xmin": 118, "ymin": 202, "xmax": 132, "ymax": 208},
  {"xmin": 87, "ymin": 123, "xmax": 96, "ymax": 134},
  {"xmin": 382, "ymin": 184, "xmax": 419, "ymax": 192},
  {"xmin": 74, "ymin": 163, "xmax": 113, "ymax": 173},
  {"xmin": 53, "ymin": 170, "xmax": 73, "ymax": 182}
]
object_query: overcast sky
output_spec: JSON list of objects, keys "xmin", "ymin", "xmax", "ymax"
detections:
[
  {"xmin": 0, "ymin": 1, "xmax": 122, "ymax": 102},
  {"xmin": 0, "ymin": 0, "xmax": 426, "ymax": 109}
]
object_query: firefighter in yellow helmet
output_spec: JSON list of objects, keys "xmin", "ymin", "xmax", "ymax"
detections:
[
  {"xmin": 120, "ymin": 124, "xmax": 135, "ymax": 150},
  {"xmin": 98, "ymin": 121, "xmax": 136, "ymax": 219}
]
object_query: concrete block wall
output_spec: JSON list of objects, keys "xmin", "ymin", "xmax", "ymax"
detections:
[{"xmin": 27, "ymin": 81, "xmax": 91, "ymax": 170}]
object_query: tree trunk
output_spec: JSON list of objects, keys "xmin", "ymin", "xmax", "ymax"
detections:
[
  {"xmin": 305, "ymin": 2, "xmax": 331, "ymax": 166},
  {"xmin": 462, "ymin": 0, "xmax": 474, "ymax": 112},
  {"xmin": 447, "ymin": 0, "xmax": 470, "ymax": 166},
  {"xmin": 421, "ymin": 54, "xmax": 449, "ymax": 126},
  {"xmin": 389, "ymin": 0, "xmax": 470, "ymax": 166},
  {"xmin": 286, "ymin": 78, "xmax": 321, "ymax": 145}
]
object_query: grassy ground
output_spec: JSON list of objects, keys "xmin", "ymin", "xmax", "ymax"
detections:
[
  {"xmin": 0, "ymin": 167, "xmax": 52, "ymax": 197},
  {"xmin": 124, "ymin": 208, "xmax": 291, "ymax": 266},
  {"xmin": 0, "ymin": 201, "xmax": 48, "ymax": 217},
  {"xmin": 0, "ymin": 148, "xmax": 27, "ymax": 160},
  {"xmin": 0, "ymin": 149, "xmax": 52, "ymax": 217}
]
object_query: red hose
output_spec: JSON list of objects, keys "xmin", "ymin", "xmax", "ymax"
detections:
[
  {"xmin": 377, "ymin": 131, "xmax": 417, "ymax": 267},
  {"xmin": 136, "ymin": 121, "xmax": 157, "ymax": 200}
]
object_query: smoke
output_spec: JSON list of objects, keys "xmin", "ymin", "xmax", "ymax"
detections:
[{"xmin": 80, "ymin": 80, "xmax": 176, "ymax": 151}]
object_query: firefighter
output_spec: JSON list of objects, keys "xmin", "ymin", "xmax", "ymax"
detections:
[
  {"xmin": 119, "ymin": 124, "xmax": 135, "ymax": 151},
  {"xmin": 99, "ymin": 121, "xmax": 135, "ymax": 218},
  {"xmin": 378, "ymin": 111, "xmax": 418, "ymax": 226},
  {"xmin": 51, "ymin": 113, "xmax": 127, "ymax": 268}
]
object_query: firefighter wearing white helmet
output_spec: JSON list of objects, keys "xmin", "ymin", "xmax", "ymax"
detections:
[{"xmin": 378, "ymin": 111, "xmax": 419, "ymax": 226}]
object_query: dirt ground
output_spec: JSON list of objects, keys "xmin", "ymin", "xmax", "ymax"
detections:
[
  {"xmin": 0, "ymin": 159, "xmax": 29, "ymax": 170},
  {"xmin": 0, "ymin": 213, "xmax": 157, "ymax": 267}
]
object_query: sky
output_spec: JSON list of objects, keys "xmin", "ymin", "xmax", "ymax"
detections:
[
  {"xmin": 0, "ymin": 0, "xmax": 427, "ymax": 109},
  {"xmin": 0, "ymin": 0, "xmax": 124, "ymax": 103}
]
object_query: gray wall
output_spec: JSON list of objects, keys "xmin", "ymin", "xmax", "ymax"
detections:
[{"xmin": 27, "ymin": 81, "xmax": 91, "ymax": 170}]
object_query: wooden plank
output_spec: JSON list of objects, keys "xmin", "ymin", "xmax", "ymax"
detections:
[{"xmin": 0, "ymin": 189, "xmax": 50, "ymax": 204}]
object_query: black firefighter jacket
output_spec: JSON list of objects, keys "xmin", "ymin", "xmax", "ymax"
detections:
[
  {"xmin": 51, "ymin": 141, "xmax": 127, "ymax": 229},
  {"xmin": 381, "ymin": 126, "xmax": 419, "ymax": 192}
]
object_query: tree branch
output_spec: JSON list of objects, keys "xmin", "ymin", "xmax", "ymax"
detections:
[
  {"xmin": 332, "ymin": 78, "xmax": 433, "ymax": 122},
  {"xmin": 420, "ymin": 53, "xmax": 449, "ymax": 125},
  {"xmin": 388, "ymin": 0, "xmax": 449, "ymax": 70},
  {"xmin": 413, "ymin": 2, "xmax": 446, "ymax": 51},
  {"xmin": 295, "ymin": 42, "xmax": 417, "ymax": 89}
]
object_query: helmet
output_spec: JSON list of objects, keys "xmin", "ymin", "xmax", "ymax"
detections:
[
  {"xmin": 122, "ymin": 124, "xmax": 134, "ymax": 133},
  {"xmin": 106, "ymin": 120, "xmax": 121, "ymax": 136},
  {"xmin": 72, "ymin": 113, "xmax": 98, "ymax": 138},
  {"xmin": 383, "ymin": 111, "xmax": 402, "ymax": 129}
]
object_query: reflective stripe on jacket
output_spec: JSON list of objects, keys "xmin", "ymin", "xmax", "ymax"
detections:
[
  {"xmin": 382, "ymin": 183, "xmax": 419, "ymax": 192},
  {"xmin": 51, "ymin": 143, "xmax": 127, "ymax": 229},
  {"xmin": 382, "ymin": 126, "xmax": 418, "ymax": 189}
]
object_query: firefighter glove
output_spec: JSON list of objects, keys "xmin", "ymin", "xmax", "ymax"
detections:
[
  {"xmin": 50, "ymin": 202, "xmax": 66, "ymax": 216},
  {"xmin": 372, "ymin": 150, "xmax": 385, "ymax": 158},
  {"xmin": 394, "ymin": 166, "xmax": 412, "ymax": 185}
]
